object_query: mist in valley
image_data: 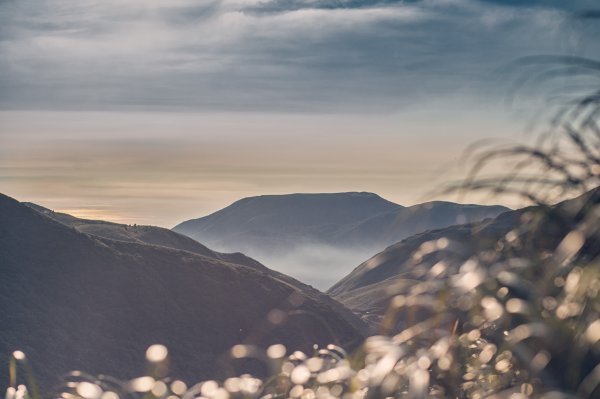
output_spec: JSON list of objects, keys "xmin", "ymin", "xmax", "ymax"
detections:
[{"xmin": 229, "ymin": 243, "xmax": 380, "ymax": 291}]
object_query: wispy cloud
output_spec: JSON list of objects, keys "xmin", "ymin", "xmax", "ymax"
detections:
[{"xmin": 0, "ymin": 0, "xmax": 596, "ymax": 112}]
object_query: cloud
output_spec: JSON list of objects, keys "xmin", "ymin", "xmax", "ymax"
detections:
[
  {"xmin": 249, "ymin": 243, "xmax": 380, "ymax": 290},
  {"xmin": 0, "ymin": 0, "xmax": 597, "ymax": 112}
]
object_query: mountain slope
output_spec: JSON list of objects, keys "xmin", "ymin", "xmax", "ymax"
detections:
[
  {"xmin": 0, "ymin": 194, "xmax": 366, "ymax": 391},
  {"xmin": 174, "ymin": 192, "xmax": 402, "ymax": 245},
  {"xmin": 328, "ymin": 189, "xmax": 600, "ymax": 327},
  {"xmin": 173, "ymin": 192, "xmax": 508, "ymax": 288},
  {"xmin": 24, "ymin": 202, "xmax": 266, "ymax": 270},
  {"xmin": 331, "ymin": 200, "xmax": 510, "ymax": 248}
]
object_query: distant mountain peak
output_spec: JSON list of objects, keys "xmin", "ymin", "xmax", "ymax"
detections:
[
  {"xmin": 234, "ymin": 191, "xmax": 394, "ymax": 202},
  {"xmin": 173, "ymin": 192, "xmax": 508, "ymax": 289},
  {"xmin": 175, "ymin": 192, "xmax": 402, "ymax": 230}
]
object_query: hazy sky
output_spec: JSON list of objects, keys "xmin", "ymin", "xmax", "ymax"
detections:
[{"xmin": 1, "ymin": 0, "xmax": 599, "ymax": 226}]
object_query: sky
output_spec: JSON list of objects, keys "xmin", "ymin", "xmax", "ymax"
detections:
[{"xmin": 1, "ymin": 0, "xmax": 599, "ymax": 227}]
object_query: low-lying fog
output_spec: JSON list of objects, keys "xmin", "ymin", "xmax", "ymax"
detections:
[{"xmin": 229, "ymin": 244, "xmax": 380, "ymax": 291}]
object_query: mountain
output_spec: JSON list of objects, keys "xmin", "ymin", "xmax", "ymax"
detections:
[
  {"xmin": 173, "ymin": 192, "xmax": 509, "ymax": 289},
  {"xmin": 328, "ymin": 189, "xmax": 600, "ymax": 327},
  {"xmin": 0, "ymin": 194, "xmax": 366, "ymax": 392},
  {"xmin": 23, "ymin": 202, "xmax": 266, "ymax": 270},
  {"xmin": 327, "ymin": 212, "xmax": 521, "ymax": 327}
]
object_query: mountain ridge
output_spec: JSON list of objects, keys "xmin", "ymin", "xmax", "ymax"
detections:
[
  {"xmin": 23, "ymin": 202, "xmax": 267, "ymax": 270},
  {"xmin": 0, "ymin": 193, "xmax": 367, "ymax": 391},
  {"xmin": 173, "ymin": 192, "xmax": 509, "ymax": 288},
  {"xmin": 328, "ymin": 188, "xmax": 600, "ymax": 327}
]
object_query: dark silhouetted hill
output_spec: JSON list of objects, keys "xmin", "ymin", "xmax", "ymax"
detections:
[
  {"xmin": 0, "ymin": 194, "xmax": 366, "ymax": 392},
  {"xmin": 328, "ymin": 189, "xmax": 600, "ymax": 327},
  {"xmin": 24, "ymin": 202, "xmax": 266, "ymax": 270}
]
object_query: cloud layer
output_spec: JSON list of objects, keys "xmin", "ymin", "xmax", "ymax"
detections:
[{"xmin": 1, "ymin": 0, "xmax": 597, "ymax": 112}]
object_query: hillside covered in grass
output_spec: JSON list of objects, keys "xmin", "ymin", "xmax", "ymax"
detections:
[{"xmin": 0, "ymin": 194, "xmax": 366, "ymax": 391}]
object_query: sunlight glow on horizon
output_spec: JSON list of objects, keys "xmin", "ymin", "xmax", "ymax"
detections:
[
  {"xmin": 0, "ymin": 105, "xmax": 533, "ymax": 227},
  {"xmin": 0, "ymin": 96, "xmax": 566, "ymax": 228},
  {"xmin": 54, "ymin": 208, "xmax": 132, "ymax": 224}
]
